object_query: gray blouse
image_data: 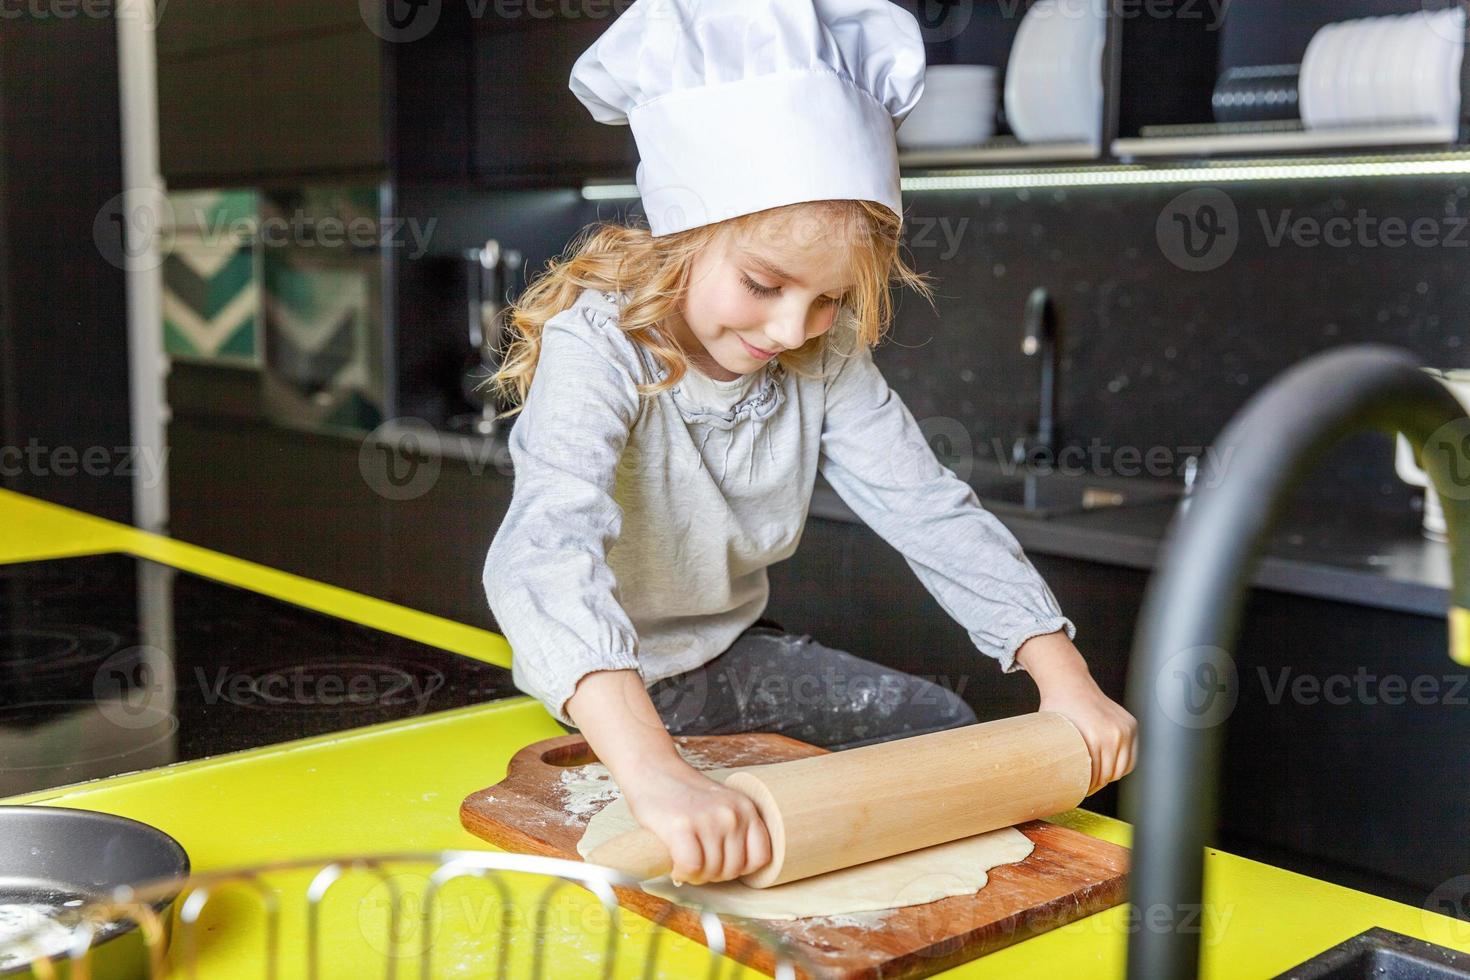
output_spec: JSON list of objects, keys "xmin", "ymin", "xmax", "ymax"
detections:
[{"xmin": 482, "ymin": 287, "xmax": 1075, "ymax": 725}]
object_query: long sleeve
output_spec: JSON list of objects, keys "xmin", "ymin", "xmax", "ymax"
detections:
[
  {"xmin": 482, "ymin": 305, "xmax": 644, "ymax": 725},
  {"xmin": 817, "ymin": 332, "xmax": 1076, "ymax": 673}
]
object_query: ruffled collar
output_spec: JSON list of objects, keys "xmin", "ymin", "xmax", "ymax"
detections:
[{"xmin": 668, "ymin": 360, "xmax": 786, "ymax": 430}]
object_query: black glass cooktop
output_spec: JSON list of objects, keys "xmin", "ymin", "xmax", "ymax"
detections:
[{"xmin": 0, "ymin": 552, "xmax": 518, "ymax": 797}]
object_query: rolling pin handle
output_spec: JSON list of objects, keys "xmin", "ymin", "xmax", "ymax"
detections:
[{"xmin": 585, "ymin": 827, "xmax": 673, "ymax": 881}]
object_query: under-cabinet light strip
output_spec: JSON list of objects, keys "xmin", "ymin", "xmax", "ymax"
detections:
[{"xmin": 581, "ymin": 153, "xmax": 1470, "ymax": 198}]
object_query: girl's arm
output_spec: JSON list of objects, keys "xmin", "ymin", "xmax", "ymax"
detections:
[
  {"xmin": 1016, "ymin": 630, "xmax": 1137, "ymax": 795},
  {"xmin": 565, "ymin": 669, "xmax": 771, "ymax": 885}
]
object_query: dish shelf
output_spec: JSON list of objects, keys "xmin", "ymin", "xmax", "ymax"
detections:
[
  {"xmin": 889, "ymin": 0, "xmax": 1470, "ymax": 175},
  {"xmin": 1112, "ymin": 121, "xmax": 1460, "ymax": 160}
]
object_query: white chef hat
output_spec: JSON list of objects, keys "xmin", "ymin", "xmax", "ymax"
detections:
[{"xmin": 569, "ymin": 0, "xmax": 926, "ymax": 237}]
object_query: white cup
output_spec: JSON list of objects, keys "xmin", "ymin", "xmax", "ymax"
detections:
[{"xmin": 1394, "ymin": 367, "xmax": 1470, "ymax": 540}]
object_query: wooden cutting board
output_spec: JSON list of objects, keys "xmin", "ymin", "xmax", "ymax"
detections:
[{"xmin": 460, "ymin": 733, "xmax": 1129, "ymax": 979}]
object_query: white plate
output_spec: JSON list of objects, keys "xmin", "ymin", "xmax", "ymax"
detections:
[
  {"xmin": 1360, "ymin": 18, "xmax": 1398, "ymax": 122},
  {"xmin": 1005, "ymin": 0, "xmax": 1104, "ymax": 143},
  {"xmin": 1299, "ymin": 20, "xmax": 1340, "ymax": 128},
  {"xmin": 1380, "ymin": 16, "xmax": 1422, "ymax": 120},
  {"xmin": 1332, "ymin": 21, "xmax": 1371, "ymax": 124}
]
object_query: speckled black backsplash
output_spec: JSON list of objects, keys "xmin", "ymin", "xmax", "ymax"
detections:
[{"xmin": 396, "ymin": 176, "xmax": 1470, "ymax": 512}]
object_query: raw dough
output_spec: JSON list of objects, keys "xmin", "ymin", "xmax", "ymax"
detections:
[{"xmin": 575, "ymin": 767, "xmax": 1035, "ymax": 920}]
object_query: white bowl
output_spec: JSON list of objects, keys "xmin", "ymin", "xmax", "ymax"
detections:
[{"xmin": 897, "ymin": 64, "xmax": 1000, "ymax": 148}]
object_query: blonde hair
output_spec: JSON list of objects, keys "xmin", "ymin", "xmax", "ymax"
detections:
[{"xmin": 485, "ymin": 199, "xmax": 935, "ymax": 419}]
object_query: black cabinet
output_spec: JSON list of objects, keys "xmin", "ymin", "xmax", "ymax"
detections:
[
  {"xmin": 158, "ymin": 0, "xmax": 385, "ymax": 187},
  {"xmin": 0, "ymin": 10, "xmax": 133, "ymax": 523},
  {"xmin": 467, "ymin": 13, "xmax": 639, "ymax": 185}
]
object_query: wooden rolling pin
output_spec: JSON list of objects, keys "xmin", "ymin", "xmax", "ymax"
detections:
[{"xmin": 586, "ymin": 711, "xmax": 1091, "ymax": 887}]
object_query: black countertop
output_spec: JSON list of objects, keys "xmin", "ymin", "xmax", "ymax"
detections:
[
  {"xmin": 396, "ymin": 411, "xmax": 1452, "ymax": 614},
  {"xmin": 165, "ymin": 363, "xmax": 1456, "ymax": 620},
  {"xmin": 0, "ymin": 552, "xmax": 519, "ymax": 797},
  {"xmin": 813, "ymin": 479, "xmax": 1450, "ymax": 618},
  {"xmin": 406, "ymin": 418, "xmax": 1453, "ymax": 618}
]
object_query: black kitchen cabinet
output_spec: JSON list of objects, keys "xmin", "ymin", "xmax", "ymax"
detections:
[
  {"xmin": 157, "ymin": 0, "xmax": 385, "ymax": 187},
  {"xmin": 468, "ymin": 13, "xmax": 639, "ymax": 185},
  {"xmin": 0, "ymin": 8, "xmax": 133, "ymax": 524}
]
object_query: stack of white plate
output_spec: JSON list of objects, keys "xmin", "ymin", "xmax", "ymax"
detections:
[
  {"xmin": 1003, "ymin": 0, "xmax": 1107, "ymax": 144},
  {"xmin": 1299, "ymin": 6, "xmax": 1465, "ymax": 130},
  {"xmin": 897, "ymin": 65, "xmax": 1000, "ymax": 149}
]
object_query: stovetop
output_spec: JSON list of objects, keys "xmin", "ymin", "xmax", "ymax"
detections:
[{"xmin": 0, "ymin": 552, "xmax": 519, "ymax": 797}]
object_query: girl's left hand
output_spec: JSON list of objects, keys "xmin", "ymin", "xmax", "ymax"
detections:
[{"xmin": 1038, "ymin": 682, "xmax": 1138, "ymax": 796}]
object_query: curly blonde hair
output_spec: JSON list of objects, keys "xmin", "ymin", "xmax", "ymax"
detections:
[{"xmin": 485, "ymin": 199, "xmax": 935, "ymax": 419}]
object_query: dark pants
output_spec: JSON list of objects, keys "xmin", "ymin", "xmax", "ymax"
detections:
[{"xmin": 560, "ymin": 618, "xmax": 977, "ymax": 751}]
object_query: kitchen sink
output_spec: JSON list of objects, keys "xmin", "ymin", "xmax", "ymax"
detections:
[
  {"xmin": 1272, "ymin": 927, "xmax": 1470, "ymax": 978},
  {"xmin": 966, "ymin": 461, "xmax": 1183, "ymax": 519}
]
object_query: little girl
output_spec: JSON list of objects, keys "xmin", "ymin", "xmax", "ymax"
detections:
[{"xmin": 483, "ymin": 0, "xmax": 1135, "ymax": 888}]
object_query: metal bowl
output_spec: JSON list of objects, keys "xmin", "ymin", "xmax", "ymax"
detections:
[{"xmin": 0, "ymin": 806, "xmax": 189, "ymax": 977}]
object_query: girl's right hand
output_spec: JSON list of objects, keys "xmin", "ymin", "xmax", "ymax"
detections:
[{"xmin": 621, "ymin": 760, "xmax": 772, "ymax": 886}]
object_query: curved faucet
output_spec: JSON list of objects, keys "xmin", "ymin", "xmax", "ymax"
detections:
[
  {"xmin": 1014, "ymin": 286, "xmax": 1060, "ymax": 468},
  {"xmin": 1121, "ymin": 344, "xmax": 1470, "ymax": 978}
]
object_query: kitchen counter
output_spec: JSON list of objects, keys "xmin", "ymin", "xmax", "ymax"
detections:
[
  {"xmin": 10, "ymin": 701, "xmax": 1470, "ymax": 978},
  {"xmin": 418, "ymin": 415, "xmax": 1453, "ymax": 618},
  {"xmin": 7, "ymin": 486, "xmax": 1470, "ymax": 976},
  {"xmin": 168, "ymin": 360, "xmax": 1455, "ymax": 620}
]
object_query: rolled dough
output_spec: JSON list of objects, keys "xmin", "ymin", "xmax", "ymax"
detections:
[{"xmin": 575, "ymin": 767, "xmax": 1035, "ymax": 920}]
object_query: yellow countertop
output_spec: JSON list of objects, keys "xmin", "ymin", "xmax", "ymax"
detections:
[{"xmin": 6, "ymin": 487, "xmax": 1470, "ymax": 978}]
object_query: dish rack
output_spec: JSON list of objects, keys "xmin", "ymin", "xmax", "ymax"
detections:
[{"xmin": 1, "ymin": 850, "xmax": 814, "ymax": 978}]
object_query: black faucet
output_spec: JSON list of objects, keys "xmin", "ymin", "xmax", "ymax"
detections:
[
  {"xmin": 1013, "ymin": 286, "xmax": 1060, "ymax": 469},
  {"xmin": 1121, "ymin": 344, "xmax": 1470, "ymax": 978}
]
